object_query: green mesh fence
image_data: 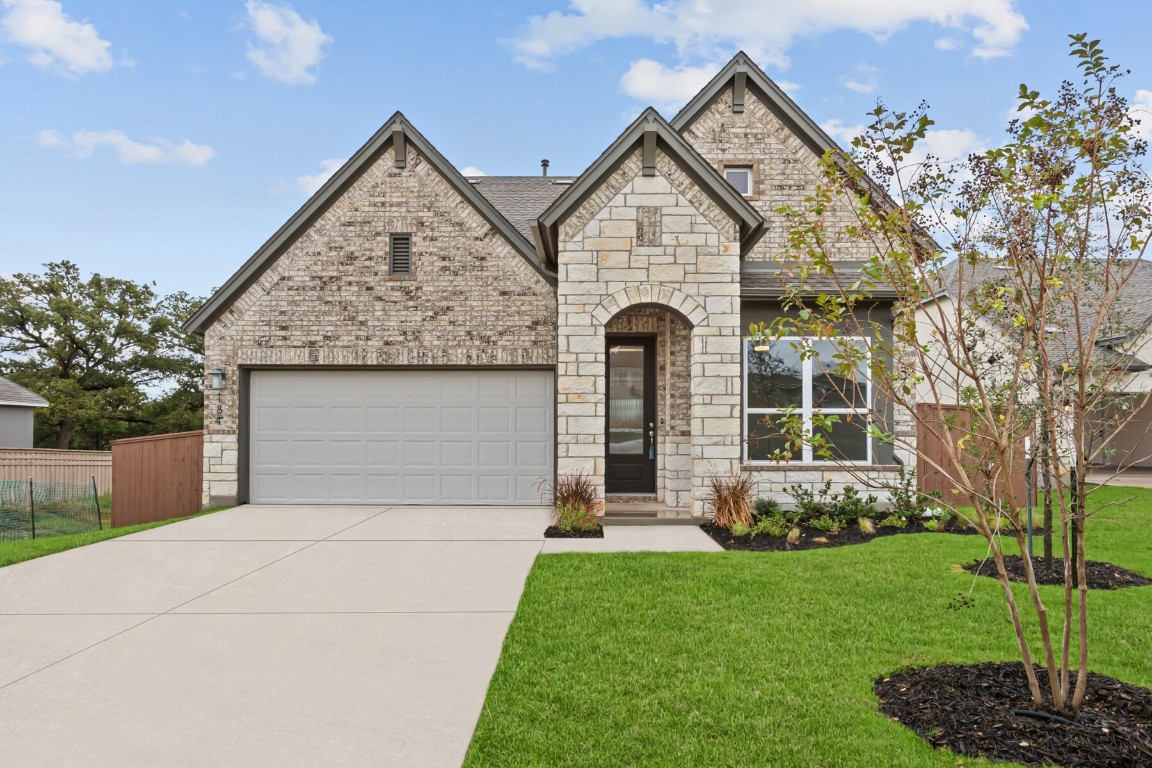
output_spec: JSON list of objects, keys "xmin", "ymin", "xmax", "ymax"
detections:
[{"xmin": 0, "ymin": 480, "xmax": 102, "ymax": 543}]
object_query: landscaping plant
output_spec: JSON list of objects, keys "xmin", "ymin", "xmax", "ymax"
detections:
[
  {"xmin": 708, "ymin": 473, "xmax": 755, "ymax": 529},
  {"xmin": 753, "ymin": 35, "xmax": 1151, "ymax": 714}
]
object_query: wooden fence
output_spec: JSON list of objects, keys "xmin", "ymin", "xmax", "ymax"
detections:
[
  {"xmin": 110, "ymin": 431, "xmax": 203, "ymax": 528},
  {"xmin": 0, "ymin": 448, "xmax": 112, "ymax": 494},
  {"xmin": 916, "ymin": 404, "xmax": 1030, "ymax": 507}
]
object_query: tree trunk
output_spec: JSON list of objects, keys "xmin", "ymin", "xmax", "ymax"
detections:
[
  {"xmin": 55, "ymin": 417, "xmax": 73, "ymax": 450},
  {"xmin": 1039, "ymin": 411, "xmax": 1054, "ymax": 570}
]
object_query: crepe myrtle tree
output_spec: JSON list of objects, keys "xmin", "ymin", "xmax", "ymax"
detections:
[{"xmin": 751, "ymin": 35, "xmax": 1151, "ymax": 715}]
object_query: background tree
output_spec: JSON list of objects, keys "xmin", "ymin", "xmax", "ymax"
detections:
[
  {"xmin": 0, "ymin": 261, "xmax": 204, "ymax": 449},
  {"xmin": 755, "ymin": 35, "xmax": 1150, "ymax": 714}
]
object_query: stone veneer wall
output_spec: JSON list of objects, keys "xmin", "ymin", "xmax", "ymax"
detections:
[
  {"xmin": 556, "ymin": 148, "xmax": 743, "ymax": 514},
  {"xmin": 680, "ymin": 85, "xmax": 873, "ymax": 263},
  {"xmin": 605, "ymin": 306, "xmax": 692, "ymax": 506},
  {"xmin": 200, "ymin": 145, "xmax": 556, "ymax": 506}
]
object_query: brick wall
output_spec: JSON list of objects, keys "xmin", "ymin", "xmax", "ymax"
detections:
[{"xmin": 201, "ymin": 144, "xmax": 556, "ymax": 506}]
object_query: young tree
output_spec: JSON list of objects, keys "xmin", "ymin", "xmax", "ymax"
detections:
[
  {"xmin": 755, "ymin": 35, "xmax": 1150, "ymax": 714},
  {"xmin": 0, "ymin": 261, "xmax": 204, "ymax": 448}
]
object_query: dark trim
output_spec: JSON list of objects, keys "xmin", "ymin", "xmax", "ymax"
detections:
[
  {"xmin": 184, "ymin": 112, "xmax": 555, "ymax": 336},
  {"xmin": 642, "ymin": 125, "xmax": 657, "ymax": 176},
  {"xmin": 732, "ymin": 69, "xmax": 746, "ymax": 113},
  {"xmin": 537, "ymin": 108, "xmax": 765, "ymax": 261},
  {"xmin": 238, "ymin": 367, "xmax": 251, "ymax": 505},
  {"xmin": 392, "ymin": 125, "xmax": 406, "ymax": 168}
]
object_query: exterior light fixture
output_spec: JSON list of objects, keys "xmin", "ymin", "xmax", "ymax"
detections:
[
  {"xmin": 209, "ymin": 367, "xmax": 226, "ymax": 390},
  {"xmin": 752, "ymin": 339, "xmax": 770, "ymax": 352}
]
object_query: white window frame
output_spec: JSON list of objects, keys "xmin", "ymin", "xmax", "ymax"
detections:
[
  {"xmin": 724, "ymin": 167, "xmax": 753, "ymax": 196},
  {"xmin": 742, "ymin": 336, "xmax": 872, "ymax": 464}
]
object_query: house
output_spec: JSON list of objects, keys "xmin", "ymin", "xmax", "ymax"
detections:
[
  {"xmin": 0, "ymin": 376, "xmax": 48, "ymax": 448},
  {"xmin": 184, "ymin": 53, "xmax": 911, "ymax": 514}
]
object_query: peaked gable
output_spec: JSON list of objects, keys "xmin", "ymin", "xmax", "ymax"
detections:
[
  {"xmin": 185, "ymin": 113, "xmax": 551, "ymax": 335},
  {"xmin": 535, "ymin": 108, "xmax": 765, "ymax": 268}
]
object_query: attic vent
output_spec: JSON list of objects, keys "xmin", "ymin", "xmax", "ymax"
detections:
[{"xmin": 389, "ymin": 234, "xmax": 412, "ymax": 275}]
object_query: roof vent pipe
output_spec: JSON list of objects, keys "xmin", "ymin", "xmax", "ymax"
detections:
[{"xmin": 541, "ymin": 159, "xmax": 549, "ymax": 177}]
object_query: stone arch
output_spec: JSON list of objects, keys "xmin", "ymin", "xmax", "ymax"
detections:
[{"xmin": 591, "ymin": 284, "xmax": 707, "ymax": 328}]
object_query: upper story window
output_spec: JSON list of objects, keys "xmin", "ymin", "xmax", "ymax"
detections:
[
  {"xmin": 744, "ymin": 337, "xmax": 871, "ymax": 463},
  {"xmin": 724, "ymin": 167, "xmax": 753, "ymax": 196},
  {"xmin": 389, "ymin": 234, "xmax": 412, "ymax": 275}
]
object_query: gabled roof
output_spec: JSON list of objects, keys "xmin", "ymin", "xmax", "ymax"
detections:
[
  {"xmin": 468, "ymin": 176, "xmax": 576, "ymax": 240},
  {"xmin": 671, "ymin": 51, "xmax": 842, "ymax": 157},
  {"xmin": 0, "ymin": 376, "xmax": 48, "ymax": 408},
  {"xmin": 535, "ymin": 108, "xmax": 765, "ymax": 266},
  {"xmin": 184, "ymin": 113, "xmax": 554, "ymax": 336}
]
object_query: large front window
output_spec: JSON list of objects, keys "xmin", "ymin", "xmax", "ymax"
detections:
[{"xmin": 744, "ymin": 337, "xmax": 871, "ymax": 463}]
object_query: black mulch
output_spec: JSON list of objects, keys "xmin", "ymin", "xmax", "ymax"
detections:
[
  {"xmin": 876, "ymin": 661, "xmax": 1152, "ymax": 767},
  {"xmin": 701, "ymin": 521, "xmax": 957, "ymax": 551},
  {"xmin": 964, "ymin": 555, "xmax": 1152, "ymax": 590},
  {"xmin": 543, "ymin": 525, "xmax": 604, "ymax": 539}
]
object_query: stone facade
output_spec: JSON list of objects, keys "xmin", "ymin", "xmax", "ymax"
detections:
[
  {"xmin": 201, "ymin": 144, "xmax": 556, "ymax": 506},
  {"xmin": 555, "ymin": 148, "xmax": 743, "ymax": 514}
]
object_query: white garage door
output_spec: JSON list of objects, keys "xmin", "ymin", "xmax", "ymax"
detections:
[{"xmin": 249, "ymin": 370, "xmax": 554, "ymax": 504}]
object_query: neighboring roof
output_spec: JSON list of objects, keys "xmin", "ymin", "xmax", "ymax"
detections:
[
  {"xmin": 467, "ymin": 176, "xmax": 576, "ymax": 240},
  {"xmin": 183, "ymin": 113, "xmax": 554, "ymax": 336},
  {"xmin": 0, "ymin": 376, "xmax": 48, "ymax": 408},
  {"xmin": 740, "ymin": 263, "xmax": 900, "ymax": 299},
  {"xmin": 536, "ymin": 108, "xmax": 765, "ymax": 267},
  {"xmin": 671, "ymin": 51, "xmax": 842, "ymax": 157}
]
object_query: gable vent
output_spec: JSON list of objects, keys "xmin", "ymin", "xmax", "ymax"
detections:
[{"xmin": 389, "ymin": 234, "xmax": 412, "ymax": 275}]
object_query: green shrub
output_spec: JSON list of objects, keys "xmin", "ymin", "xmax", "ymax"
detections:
[
  {"xmin": 923, "ymin": 519, "xmax": 940, "ymax": 532},
  {"xmin": 752, "ymin": 515, "xmax": 790, "ymax": 538},
  {"xmin": 809, "ymin": 514, "xmax": 841, "ymax": 533},
  {"xmin": 833, "ymin": 485, "xmax": 879, "ymax": 525},
  {"xmin": 786, "ymin": 480, "xmax": 834, "ymax": 521},
  {"xmin": 754, "ymin": 497, "xmax": 782, "ymax": 516},
  {"xmin": 878, "ymin": 514, "xmax": 907, "ymax": 529},
  {"xmin": 730, "ymin": 522, "xmax": 751, "ymax": 537},
  {"xmin": 554, "ymin": 502, "xmax": 600, "ymax": 532}
]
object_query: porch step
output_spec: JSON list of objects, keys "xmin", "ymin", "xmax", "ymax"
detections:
[
  {"xmin": 605, "ymin": 494, "xmax": 658, "ymax": 504},
  {"xmin": 602, "ymin": 501, "xmax": 702, "ymax": 526},
  {"xmin": 602, "ymin": 515, "xmax": 707, "ymax": 527}
]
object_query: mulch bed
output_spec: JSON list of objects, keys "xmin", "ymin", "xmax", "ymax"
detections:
[
  {"xmin": 964, "ymin": 555, "xmax": 1152, "ymax": 590},
  {"xmin": 876, "ymin": 661, "xmax": 1152, "ymax": 767},
  {"xmin": 543, "ymin": 525, "xmax": 604, "ymax": 539},
  {"xmin": 701, "ymin": 520, "xmax": 961, "ymax": 551}
]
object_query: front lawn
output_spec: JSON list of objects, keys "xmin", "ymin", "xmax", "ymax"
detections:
[
  {"xmin": 465, "ymin": 486, "xmax": 1152, "ymax": 767},
  {"xmin": 0, "ymin": 506, "xmax": 229, "ymax": 569}
]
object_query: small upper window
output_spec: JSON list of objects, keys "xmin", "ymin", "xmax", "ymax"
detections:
[
  {"xmin": 724, "ymin": 167, "xmax": 753, "ymax": 196},
  {"xmin": 389, "ymin": 234, "xmax": 412, "ymax": 275}
]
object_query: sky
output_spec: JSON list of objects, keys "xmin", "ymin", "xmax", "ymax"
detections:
[{"xmin": 1, "ymin": 0, "xmax": 1150, "ymax": 300}]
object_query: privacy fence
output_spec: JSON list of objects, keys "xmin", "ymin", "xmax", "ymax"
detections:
[
  {"xmin": 111, "ymin": 431, "xmax": 203, "ymax": 528},
  {"xmin": 0, "ymin": 448, "xmax": 111, "ymax": 495},
  {"xmin": 0, "ymin": 478, "xmax": 103, "ymax": 542}
]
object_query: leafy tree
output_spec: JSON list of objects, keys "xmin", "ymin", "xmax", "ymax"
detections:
[
  {"xmin": 754, "ymin": 35, "xmax": 1150, "ymax": 714},
  {"xmin": 0, "ymin": 261, "xmax": 204, "ymax": 449}
]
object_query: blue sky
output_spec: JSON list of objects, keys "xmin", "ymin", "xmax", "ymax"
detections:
[{"xmin": 2, "ymin": 0, "xmax": 1150, "ymax": 299}]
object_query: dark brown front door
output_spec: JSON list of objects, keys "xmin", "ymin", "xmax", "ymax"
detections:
[{"xmin": 605, "ymin": 336, "xmax": 656, "ymax": 494}]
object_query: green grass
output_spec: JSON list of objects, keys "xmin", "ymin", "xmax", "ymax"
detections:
[
  {"xmin": 0, "ymin": 505, "xmax": 230, "ymax": 569},
  {"xmin": 465, "ymin": 486, "xmax": 1152, "ymax": 768}
]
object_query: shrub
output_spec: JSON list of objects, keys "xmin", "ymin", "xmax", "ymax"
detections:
[
  {"xmin": 554, "ymin": 501, "xmax": 600, "ymax": 532},
  {"xmin": 785, "ymin": 527, "xmax": 801, "ymax": 546},
  {"xmin": 754, "ymin": 497, "xmax": 782, "ymax": 516},
  {"xmin": 858, "ymin": 516, "xmax": 876, "ymax": 535},
  {"xmin": 730, "ymin": 522, "xmax": 751, "ymax": 537},
  {"xmin": 833, "ymin": 485, "xmax": 879, "ymax": 525},
  {"xmin": 752, "ymin": 515, "xmax": 790, "ymax": 538},
  {"xmin": 709, "ymin": 474, "xmax": 755, "ymax": 529},
  {"xmin": 923, "ymin": 519, "xmax": 940, "ymax": 533},
  {"xmin": 538, "ymin": 473, "xmax": 598, "ymax": 510},
  {"xmin": 878, "ymin": 514, "xmax": 907, "ymax": 529},
  {"xmin": 809, "ymin": 514, "xmax": 841, "ymax": 534},
  {"xmin": 786, "ymin": 480, "xmax": 834, "ymax": 521}
]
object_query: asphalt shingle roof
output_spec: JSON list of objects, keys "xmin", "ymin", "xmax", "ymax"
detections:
[
  {"xmin": 466, "ymin": 176, "xmax": 576, "ymax": 241},
  {"xmin": 0, "ymin": 376, "xmax": 48, "ymax": 408}
]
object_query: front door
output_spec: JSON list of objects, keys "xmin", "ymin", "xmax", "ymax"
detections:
[{"xmin": 605, "ymin": 336, "xmax": 656, "ymax": 494}]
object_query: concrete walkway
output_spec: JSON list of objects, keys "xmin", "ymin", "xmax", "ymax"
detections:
[{"xmin": 0, "ymin": 506, "xmax": 721, "ymax": 767}]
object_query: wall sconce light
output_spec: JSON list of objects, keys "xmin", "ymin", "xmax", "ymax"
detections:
[{"xmin": 209, "ymin": 367, "xmax": 226, "ymax": 390}]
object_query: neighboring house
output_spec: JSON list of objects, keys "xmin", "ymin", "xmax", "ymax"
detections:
[
  {"xmin": 0, "ymin": 376, "xmax": 48, "ymax": 449},
  {"xmin": 916, "ymin": 260, "xmax": 1152, "ymax": 470},
  {"xmin": 184, "ymin": 53, "xmax": 911, "ymax": 514}
]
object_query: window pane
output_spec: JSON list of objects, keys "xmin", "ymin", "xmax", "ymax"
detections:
[
  {"xmin": 811, "ymin": 340, "xmax": 868, "ymax": 409},
  {"xmin": 813, "ymin": 415, "xmax": 869, "ymax": 462},
  {"xmin": 725, "ymin": 168, "xmax": 751, "ymax": 195},
  {"xmin": 746, "ymin": 414, "xmax": 796, "ymax": 461},
  {"xmin": 747, "ymin": 342, "xmax": 803, "ymax": 409},
  {"xmin": 609, "ymin": 345, "xmax": 645, "ymax": 455}
]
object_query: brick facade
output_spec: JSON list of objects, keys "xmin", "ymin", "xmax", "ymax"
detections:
[{"xmin": 201, "ymin": 144, "xmax": 556, "ymax": 506}]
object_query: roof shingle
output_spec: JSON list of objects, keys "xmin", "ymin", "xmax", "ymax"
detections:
[{"xmin": 0, "ymin": 376, "xmax": 48, "ymax": 408}]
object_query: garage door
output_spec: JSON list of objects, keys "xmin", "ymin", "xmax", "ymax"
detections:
[{"xmin": 249, "ymin": 370, "xmax": 553, "ymax": 504}]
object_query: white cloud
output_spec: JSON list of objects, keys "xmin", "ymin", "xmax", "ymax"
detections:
[
  {"xmin": 294, "ymin": 157, "xmax": 343, "ymax": 194},
  {"xmin": 244, "ymin": 0, "xmax": 330, "ymax": 85},
  {"xmin": 0, "ymin": 0, "xmax": 112, "ymax": 77},
  {"xmin": 841, "ymin": 63, "xmax": 877, "ymax": 94},
  {"xmin": 507, "ymin": 0, "xmax": 1027, "ymax": 70},
  {"xmin": 934, "ymin": 36, "xmax": 959, "ymax": 51},
  {"xmin": 821, "ymin": 118, "xmax": 866, "ymax": 147},
  {"xmin": 1130, "ymin": 89, "xmax": 1152, "ymax": 143},
  {"xmin": 619, "ymin": 58, "xmax": 719, "ymax": 105},
  {"xmin": 460, "ymin": 166, "xmax": 487, "ymax": 176},
  {"xmin": 38, "ymin": 129, "xmax": 215, "ymax": 166}
]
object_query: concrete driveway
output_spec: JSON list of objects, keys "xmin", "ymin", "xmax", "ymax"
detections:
[{"xmin": 0, "ymin": 505, "xmax": 550, "ymax": 768}]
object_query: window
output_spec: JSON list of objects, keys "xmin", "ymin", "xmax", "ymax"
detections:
[
  {"xmin": 389, "ymin": 234, "xmax": 412, "ymax": 275},
  {"xmin": 744, "ymin": 337, "xmax": 871, "ymax": 463},
  {"xmin": 724, "ymin": 167, "xmax": 753, "ymax": 196}
]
